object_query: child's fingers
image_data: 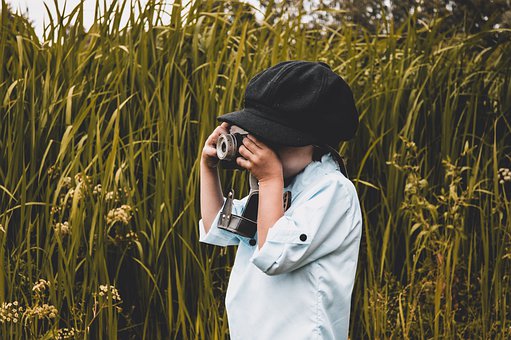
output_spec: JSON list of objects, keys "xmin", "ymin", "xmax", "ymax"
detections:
[
  {"xmin": 244, "ymin": 135, "xmax": 263, "ymax": 150},
  {"xmin": 246, "ymin": 134, "xmax": 264, "ymax": 149},
  {"xmin": 208, "ymin": 133, "xmax": 220, "ymax": 146},
  {"xmin": 208, "ymin": 125, "xmax": 228, "ymax": 145},
  {"xmin": 217, "ymin": 123, "xmax": 229, "ymax": 134},
  {"xmin": 236, "ymin": 156, "xmax": 251, "ymax": 170},
  {"xmin": 213, "ymin": 123, "xmax": 229, "ymax": 139},
  {"xmin": 238, "ymin": 145, "xmax": 254, "ymax": 159},
  {"xmin": 203, "ymin": 145, "xmax": 217, "ymax": 157}
]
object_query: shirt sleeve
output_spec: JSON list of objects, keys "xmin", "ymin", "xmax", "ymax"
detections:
[
  {"xmin": 249, "ymin": 173, "xmax": 359, "ymax": 275},
  {"xmin": 198, "ymin": 196, "xmax": 249, "ymax": 247}
]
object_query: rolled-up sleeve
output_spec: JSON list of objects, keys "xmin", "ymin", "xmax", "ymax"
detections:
[
  {"xmin": 250, "ymin": 174, "xmax": 357, "ymax": 275},
  {"xmin": 198, "ymin": 196, "xmax": 248, "ymax": 247}
]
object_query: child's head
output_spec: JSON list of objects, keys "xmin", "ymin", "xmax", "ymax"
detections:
[
  {"xmin": 218, "ymin": 61, "xmax": 358, "ymax": 176},
  {"xmin": 227, "ymin": 124, "xmax": 315, "ymax": 179}
]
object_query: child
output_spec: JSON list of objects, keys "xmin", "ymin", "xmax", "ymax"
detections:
[{"xmin": 199, "ymin": 61, "xmax": 362, "ymax": 340}]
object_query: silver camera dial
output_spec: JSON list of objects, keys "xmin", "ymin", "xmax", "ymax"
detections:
[{"xmin": 217, "ymin": 133, "xmax": 245, "ymax": 161}]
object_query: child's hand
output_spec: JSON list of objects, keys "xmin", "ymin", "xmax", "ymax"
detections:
[
  {"xmin": 201, "ymin": 122, "xmax": 230, "ymax": 169},
  {"xmin": 237, "ymin": 135, "xmax": 283, "ymax": 184}
]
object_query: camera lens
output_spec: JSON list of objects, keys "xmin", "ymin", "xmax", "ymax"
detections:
[{"xmin": 217, "ymin": 134, "xmax": 237, "ymax": 160}]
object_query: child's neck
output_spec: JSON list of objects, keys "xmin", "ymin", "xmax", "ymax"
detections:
[{"xmin": 283, "ymin": 160, "xmax": 313, "ymax": 187}]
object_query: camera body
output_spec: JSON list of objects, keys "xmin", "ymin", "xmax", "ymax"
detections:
[
  {"xmin": 216, "ymin": 132, "xmax": 247, "ymax": 170},
  {"xmin": 218, "ymin": 187, "xmax": 292, "ymax": 240},
  {"xmin": 214, "ymin": 127, "xmax": 292, "ymax": 240}
]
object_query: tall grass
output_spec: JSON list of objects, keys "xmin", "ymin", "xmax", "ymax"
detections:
[{"xmin": 0, "ymin": 0, "xmax": 510, "ymax": 338}]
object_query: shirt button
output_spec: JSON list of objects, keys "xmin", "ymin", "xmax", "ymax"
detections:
[
  {"xmin": 299, "ymin": 234, "xmax": 307, "ymax": 242},
  {"xmin": 249, "ymin": 239, "xmax": 256, "ymax": 246}
]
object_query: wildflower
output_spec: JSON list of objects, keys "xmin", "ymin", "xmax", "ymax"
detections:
[
  {"xmin": 125, "ymin": 230, "xmax": 138, "ymax": 242},
  {"xmin": 498, "ymin": 167, "xmax": 511, "ymax": 184},
  {"xmin": 54, "ymin": 221, "xmax": 71, "ymax": 236},
  {"xmin": 106, "ymin": 205, "xmax": 133, "ymax": 225},
  {"xmin": 51, "ymin": 206, "xmax": 62, "ymax": 215},
  {"xmin": 93, "ymin": 184, "xmax": 102, "ymax": 195},
  {"xmin": 105, "ymin": 191, "xmax": 115, "ymax": 200},
  {"xmin": 0, "ymin": 302, "xmax": 23, "ymax": 324},
  {"xmin": 32, "ymin": 279, "xmax": 50, "ymax": 294},
  {"xmin": 97, "ymin": 284, "xmax": 122, "ymax": 302},
  {"xmin": 56, "ymin": 327, "xmax": 78, "ymax": 339},
  {"xmin": 23, "ymin": 303, "xmax": 58, "ymax": 320}
]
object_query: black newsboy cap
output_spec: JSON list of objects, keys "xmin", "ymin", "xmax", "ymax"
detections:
[{"xmin": 217, "ymin": 60, "xmax": 359, "ymax": 147}]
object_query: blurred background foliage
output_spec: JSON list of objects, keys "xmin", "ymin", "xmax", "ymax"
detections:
[
  {"xmin": 0, "ymin": 0, "xmax": 510, "ymax": 339},
  {"xmin": 259, "ymin": 0, "xmax": 511, "ymax": 33}
]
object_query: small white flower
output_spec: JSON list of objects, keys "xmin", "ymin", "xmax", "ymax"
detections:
[
  {"xmin": 93, "ymin": 184, "xmax": 102, "ymax": 195},
  {"xmin": 54, "ymin": 221, "xmax": 71, "ymax": 236},
  {"xmin": 498, "ymin": 167, "xmax": 511, "ymax": 183},
  {"xmin": 96, "ymin": 284, "xmax": 122, "ymax": 302},
  {"xmin": 23, "ymin": 303, "xmax": 58, "ymax": 320},
  {"xmin": 106, "ymin": 205, "xmax": 133, "ymax": 225},
  {"xmin": 32, "ymin": 279, "xmax": 50, "ymax": 293}
]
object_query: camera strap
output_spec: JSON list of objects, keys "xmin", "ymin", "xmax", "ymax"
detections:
[
  {"xmin": 218, "ymin": 173, "xmax": 292, "ymax": 240},
  {"xmin": 324, "ymin": 145, "xmax": 349, "ymax": 178},
  {"xmin": 248, "ymin": 173, "xmax": 291, "ymax": 209}
]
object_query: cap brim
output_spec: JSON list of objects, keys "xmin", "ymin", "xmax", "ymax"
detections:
[{"xmin": 217, "ymin": 108, "xmax": 317, "ymax": 147}]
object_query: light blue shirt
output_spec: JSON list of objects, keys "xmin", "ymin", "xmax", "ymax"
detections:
[{"xmin": 199, "ymin": 153, "xmax": 362, "ymax": 340}]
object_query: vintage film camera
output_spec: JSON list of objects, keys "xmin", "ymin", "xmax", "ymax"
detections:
[
  {"xmin": 216, "ymin": 127, "xmax": 247, "ymax": 170},
  {"xmin": 215, "ymin": 127, "xmax": 291, "ymax": 240}
]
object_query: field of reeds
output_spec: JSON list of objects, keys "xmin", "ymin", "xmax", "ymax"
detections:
[{"xmin": 0, "ymin": 0, "xmax": 510, "ymax": 338}]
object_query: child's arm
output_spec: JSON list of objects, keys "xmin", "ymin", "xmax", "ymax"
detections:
[
  {"xmin": 200, "ymin": 123, "xmax": 230, "ymax": 232},
  {"xmin": 252, "ymin": 174, "xmax": 362, "ymax": 276},
  {"xmin": 200, "ymin": 161, "xmax": 224, "ymax": 232},
  {"xmin": 257, "ymin": 179, "xmax": 284, "ymax": 249},
  {"xmin": 236, "ymin": 134, "xmax": 284, "ymax": 249}
]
